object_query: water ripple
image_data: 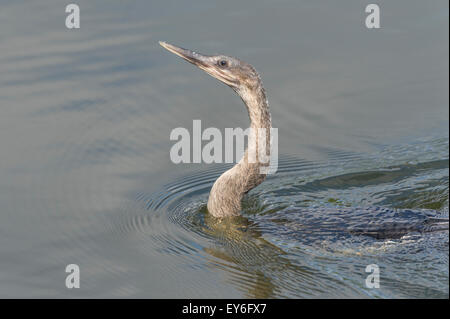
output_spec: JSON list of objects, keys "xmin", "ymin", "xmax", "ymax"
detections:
[{"xmin": 119, "ymin": 139, "xmax": 448, "ymax": 298}]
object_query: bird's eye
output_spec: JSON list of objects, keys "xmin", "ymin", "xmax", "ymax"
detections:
[{"xmin": 218, "ymin": 60, "xmax": 228, "ymax": 67}]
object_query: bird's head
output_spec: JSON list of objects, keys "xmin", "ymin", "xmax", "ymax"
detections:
[{"xmin": 159, "ymin": 41, "xmax": 261, "ymax": 92}]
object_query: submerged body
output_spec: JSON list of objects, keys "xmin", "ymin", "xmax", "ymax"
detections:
[{"xmin": 270, "ymin": 206, "xmax": 449, "ymax": 240}]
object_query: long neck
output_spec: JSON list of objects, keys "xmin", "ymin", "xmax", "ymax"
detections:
[{"xmin": 207, "ymin": 82, "xmax": 271, "ymax": 217}]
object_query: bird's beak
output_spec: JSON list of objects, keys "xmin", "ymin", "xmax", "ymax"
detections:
[
  {"xmin": 159, "ymin": 41, "xmax": 210, "ymax": 68},
  {"xmin": 159, "ymin": 41, "xmax": 238, "ymax": 87}
]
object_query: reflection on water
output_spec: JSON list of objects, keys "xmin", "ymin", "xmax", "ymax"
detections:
[{"xmin": 0, "ymin": 0, "xmax": 448, "ymax": 297}]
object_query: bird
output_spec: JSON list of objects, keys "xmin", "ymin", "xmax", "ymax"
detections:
[
  {"xmin": 158, "ymin": 42, "xmax": 450, "ymax": 237},
  {"xmin": 160, "ymin": 41, "xmax": 272, "ymax": 218}
]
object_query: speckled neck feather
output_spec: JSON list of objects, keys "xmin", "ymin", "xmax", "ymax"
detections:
[{"xmin": 207, "ymin": 81, "xmax": 272, "ymax": 217}]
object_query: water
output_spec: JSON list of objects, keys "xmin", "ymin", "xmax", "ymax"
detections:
[{"xmin": 0, "ymin": 0, "xmax": 448, "ymax": 298}]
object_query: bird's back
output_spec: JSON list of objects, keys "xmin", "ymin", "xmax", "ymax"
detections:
[{"xmin": 256, "ymin": 206, "xmax": 448, "ymax": 241}]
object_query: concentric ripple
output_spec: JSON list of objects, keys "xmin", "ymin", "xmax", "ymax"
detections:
[{"xmin": 118, "ymin": 138, "xmax": 449, "ymax": 298}]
